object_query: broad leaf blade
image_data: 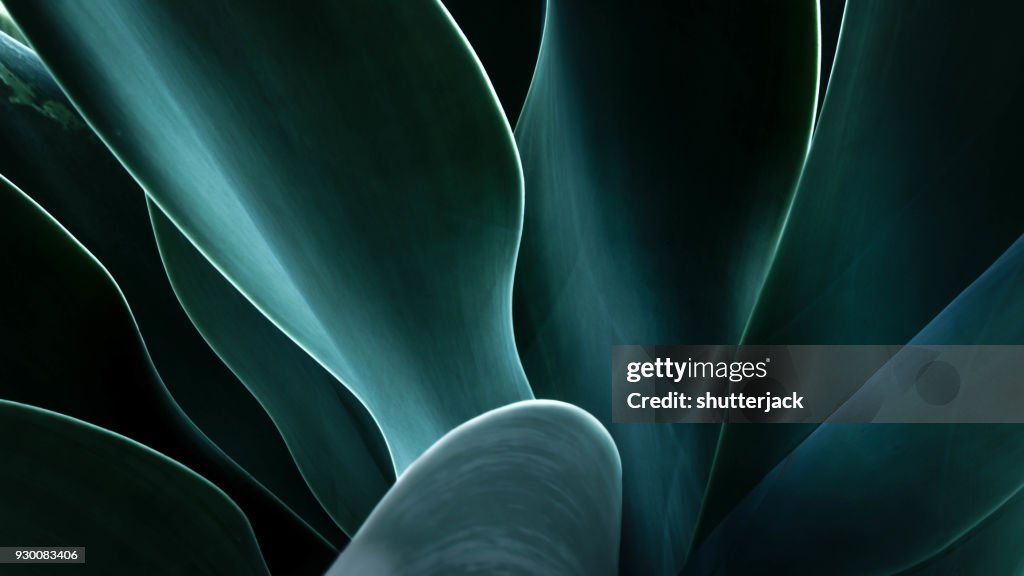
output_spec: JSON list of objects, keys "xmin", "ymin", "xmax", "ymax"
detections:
[
  {"xmin": 328, "ymin": 400, "xmax": 622, "ymax": 576},
  {"xmin": 703, "ymin": 0, "xmax": 1024, "ymax": 550},
  {"xmin": 6, "ymin": 0, "xmax": 533, "ymax": 473},
  {"xmin": 0, "ymin": 173, "xmax": 336, "ymax": 574},
  {"xmin": 512, "ymin": 1, "xmax": 819, "ymax": 571},
  {"xmin": 0, "ymin": 30, "xmax": 340, "ymax": 542},
  {"xmin": 151, "ymin": 200, "xmax": 393, "ymax": 534}
]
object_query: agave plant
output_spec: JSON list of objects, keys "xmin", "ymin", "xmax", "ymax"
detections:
[{"xmin": 0, "ymin": 0, "xmax": 1022, "ymax": 574}]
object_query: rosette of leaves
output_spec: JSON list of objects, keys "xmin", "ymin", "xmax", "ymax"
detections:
[{"xmin": 0, "ymin": 0, "xmax": 1022, "ymax": 574}]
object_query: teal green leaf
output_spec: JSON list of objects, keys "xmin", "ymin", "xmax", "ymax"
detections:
[
  {"xmin": 511, "ymin": 1, "xmax": 819, "ymax": 572},
  {"xmin": 328, "ymin": 400, "xmax": 621, "ymax": 576},
  {"xmin": 701, "ymin": 0, "xmax": 1024, "ymax": 547},
  {"xmin": 0, "ymin": 30, "xmax": 339, "ymax": 541},
  {"xmin": 0, "ymin": 399, "xmax": 268, "ymax": 575},
  {"xmin": 686, "ymin": 235, "xmax": 1024, "ymax": 575},
  {"xmin": 151, "ymin": 200, "xmax": 393, "ymax": 535},
  {"xmin": 6, "ymin": 0, "xmax": 533, "ymax": 473},
  {"xmin": 0, "ymin": 173, "xmax": 336, "ymax": 573}
]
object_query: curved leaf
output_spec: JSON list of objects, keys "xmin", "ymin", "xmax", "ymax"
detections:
[
  {"xmin": 702, "ymin": 0, "xmax": 1024, "ymax": 545},
  {"xmin": 511, "ymin": 1, "xmax": 819, "ymax": 571},
  {"xmin": 0, "ymin": 400, "xmax": 269, "ymax": 575},
  {"xmin": 328, "ymin": 400, "xmax": 621, "ymax": 576},
  {"xmin": 0, "ymin": 174, "xmax": 336, "ymax": 574},
  {"xmin": 151, "ymin": 201, "xmax": 393, "ymax": 534},
  {"xmin": 6, "ymin": 0, "xmax": 533, "ymax": 473},
  {"xmin": 0, "ymin": 30, "xmax": 340, "ymax": 541},
  {"xmin": 743, "ymin": 0, "xmax": 1024, "ymax": 345}
]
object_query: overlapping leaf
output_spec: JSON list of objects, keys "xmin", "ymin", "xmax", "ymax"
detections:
[
  {"xmin": 0, "ymin": 30, "xmax": 342, "ymax": 541},
  {"xmin": 151, "ymin": 202, "xmax": 393, "ymax": 534},
  {"xmin": 687, "ymin": 234, "xmax": 1024, "ymax": 575},
  {"xmin": 0, "ymin": 174, "xmax": 335, "ymax": 574},
  {"xmin": 701, "ymin": 0, "xmax": 1024, "ymax": 549},
  {"xmin": 6, "ymin": 0, "xmax": 534, "ymax": 475},
  {"xmin": 328, "ymin": 400, "xmax": 621, "ymax": 576},
  {"xmin": 512, "ymin": 1, "xmax": 819, "ymax": 572}
]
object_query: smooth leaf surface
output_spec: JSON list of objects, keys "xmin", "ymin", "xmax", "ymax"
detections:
[
  {"xmin": 0, "ymin": 400, "xmax": 269, "ymax": 575},
  {"xmin": 7, "ymin": 0, "xmax": 534, "ymax": 473},
  {"xmin": 0, "ymin": 174, "xmax": 335, "ymax": 574},
  {"xmin": 328, "ymin": 400, "xmax": 621, "ymax": 576},
  {"xmin": 0, "ymin": 30, "xmax": 340, "ymax": 541},
  {"xmin": 511, "ymin": 1, "xmax": 819, "ymax": 572},
  {"xmin": 151, "ymin": 201, "xmax": 393, "ymax": 535}
]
